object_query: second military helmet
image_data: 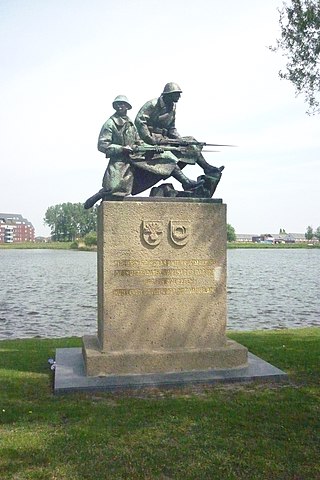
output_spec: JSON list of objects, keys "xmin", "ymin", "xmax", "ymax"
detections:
[
  {"xmin": 162, "ymin": 82, "xmax": 182, "ymax": 95},
  {"xmin": 112, "ymin": 95, "xmax": 132, "ymax": 110}
]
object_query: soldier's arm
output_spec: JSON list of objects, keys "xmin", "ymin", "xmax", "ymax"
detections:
[
  {"xmin": 167, "ymin": 106, "xmax": 181, "ymax": 139},
  {"xmin": 133, "ymin": 125, "xmax": 144, "ymax": 146},
  {"xmin": 97, "ymin": 120, "xmax": 124, "ymax": 156},
  {"xmin": 135, "ymin": 102, "xmax": 157, "ymax": 144},
  {"xmin": 167, "ymin": 126, "xmax": 181, "ymax": 139}
]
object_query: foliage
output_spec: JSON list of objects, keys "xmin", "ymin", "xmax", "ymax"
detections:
[
  {"xmin": 83, "ymin": 231, "xmax": 97, "ymax": 246},
  {"xmin": 305, "ymin": 225, "xmax": 314, "ymax": 240},
  {"xmin": 279, "ymin": 227, "xmax": 287, "ymax": 233},
  {"xmin": 227, "ymin": 223, "xmax": 236, "ymax": 242},
  {"xmin": 44, "ymin": 203, "xmax": 97, "ymax": 242},
  {"xmin": 314, "ymin": 226, "xmax": 320, "ymax": 240},
  {"xmin": 0, "ymin": 328, "xmax": 319, "ymax": 479},
  {"xmin": 271, "ymin": 0, "xmax": 320, "ymax": 114}
]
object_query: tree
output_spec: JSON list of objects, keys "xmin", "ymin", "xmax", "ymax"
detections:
[
  {"xmin": 271, "ymin": 0, "xmax": 320, "ymax": 114},
  {"xmin": 227, "ymin": 223, "xmax": 236, "ymax": 242},
  {"xmin": 305, "ymin": 225, "xmax": 314, "ymax": 240},
  {"xmin": 84, "ymin": 231, "xmax": 97, "ymax": 246},
  {"xmin": 44, "ymin": 203, "xmax": 97, "ymax": 241},
  {"xmin": 314, "ymin": 226, "xmax": 320, "ymax": 240}
]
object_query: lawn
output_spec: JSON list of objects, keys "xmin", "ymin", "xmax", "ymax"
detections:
[
  {"xmin": 0, "ymin": 328, "xmax": 319, "ymax": 479},
  {"xmin": 0, "ymin": 242, "xmax": 73, "ymax": 250}
]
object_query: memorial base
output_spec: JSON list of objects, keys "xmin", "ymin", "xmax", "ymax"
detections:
[
  {"xmin": 82, "ymin": 198, "xmax": 250, "ymax": 379},
  {"xmin": 82, "ymin": 334, "xmax": 248, "ymax": 376},
  {"xmin": 54, "ymin": 347, "xmax": 288, "ymax": 395}
]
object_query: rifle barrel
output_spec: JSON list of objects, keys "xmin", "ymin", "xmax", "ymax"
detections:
[
  {"xmin": 162, "ymin": 141, "xmax": 236, "ymax": 147},
  {"xmin": 205, "ymin": 143, "xmax": 236, "ymax": 147}
]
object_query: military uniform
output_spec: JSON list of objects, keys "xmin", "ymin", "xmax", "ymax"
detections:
[
  {"xmin": 98, "ymin": 112, "xmax": 178, "ymax": 196},
  {"xmin": 135, "ymin": 96, "xmax": 201, "ymax": 167},
  {"xmin": 135, "ymin": 96, "xmax": 180, "ymax": 144},
  {"xmin": 98, "ymin": 113, "xmax": 139, "ymax": 196},
  {"xmin": 135, "ymin": 83, "xmax": 223, "ymax": 184}
]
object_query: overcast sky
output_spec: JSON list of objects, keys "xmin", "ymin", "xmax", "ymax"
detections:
[{"xmin": 1, "ymin": 0, "xmax": 319, "ymax": 237}]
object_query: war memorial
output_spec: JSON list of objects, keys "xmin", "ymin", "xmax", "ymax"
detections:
[{"xmin": 54, "ymin": 83, "xmax": 287, "ymax": 393}]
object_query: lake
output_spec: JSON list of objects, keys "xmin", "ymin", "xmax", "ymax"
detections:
[{"xmin": 0, "ymin": 248, "xmax": 319, "ymax": 339}]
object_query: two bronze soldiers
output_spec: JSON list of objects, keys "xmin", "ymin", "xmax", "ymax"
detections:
[{"xmin": 84, "ymin": 83, "xmax": 224, "ymax": 208}]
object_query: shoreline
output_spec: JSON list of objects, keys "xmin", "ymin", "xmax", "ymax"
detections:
[
  {"xmin": 0, "ymin": 324, "xmax": 317, "ymax": 343},
  {"xmin": 0, "ymin": 241, "xmax": 96, "ymax": 251},
  {"xmin": 0, "ymin": 241, "xmax": 319, "ymax": 250}
]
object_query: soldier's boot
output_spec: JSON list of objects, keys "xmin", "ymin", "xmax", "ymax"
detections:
[
  {"xmin": 196, "ymin": 156, "xmax": 224, "ymax": 176},
  {"xmin": 172, "ymin": 167, "xmax": 204, "ymax": 190},
  {"xmin": 84, "ymin": 189, "xmax": 105, "ymax": 209}
]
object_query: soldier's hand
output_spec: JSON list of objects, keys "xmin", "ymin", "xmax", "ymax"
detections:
[
  {"xmin": 154, "ymin": 146, "xmax": 164, "ymax": 154},
  {"xmin": 153, "ymin": 135, "xmax": 166, "ymax": 146},
  {"xmin": 157, "ymin": 137, "xmax": 171, "ymax": 146},
  {"xmin": 122, "ymin": 145, "xmax": 133, "ymax": 154}
]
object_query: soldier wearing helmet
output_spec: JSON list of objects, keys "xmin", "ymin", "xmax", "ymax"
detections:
[
  {"xmin": 96, "ymin": 95, "xmax": 141, "ymax": 197},
  {"xmin": 135, "ymin": 82, "xmax": 224, "ymax": 183},
  {"xmin": 135, "ymin": 83, "xmax": 182, "ymax": 145},
  {"xmin": 84, "ymin": 93, "xmax": 200, "ymax": 207}
]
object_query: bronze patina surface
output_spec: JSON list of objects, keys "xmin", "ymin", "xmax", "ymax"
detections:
[
  {"xmin": 84, "ymin": 85, "xmax": 229, "ymax": 208},
  {"xmin": 134, "ymin": 82, "xmax": 224, "ymax": 193}
]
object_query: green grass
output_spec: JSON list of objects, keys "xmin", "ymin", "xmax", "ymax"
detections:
[
  {"xmin": 1, "ymin": 328, "xmax": 319, "ymax": 479},
  {"xmin": 2, "ymin": 241, "xmax": 319, "ymax": 250},
  {"xmin": 0, "ymin": 242, "xmax": 73, "ymax": 250},
  {"xmin": 0, "ymin": 242, "xmax": 96, "ymax": 251}
]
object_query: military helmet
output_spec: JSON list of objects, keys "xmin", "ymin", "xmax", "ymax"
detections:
[
  {"xmin": 162, "ymin": 82, "xmax": 182, "ymax": 95},
  {"xmin": 112, "ymin": 95, "xmax": 132, "ymax": 110}
]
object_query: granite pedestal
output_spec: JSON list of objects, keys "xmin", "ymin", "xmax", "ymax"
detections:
[{"xmin": 83, "ymin": 198, "xmax": 248, "ymax": 376}]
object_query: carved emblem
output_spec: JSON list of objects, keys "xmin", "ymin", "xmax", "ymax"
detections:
[
  {"xmin": 170, "ymin": 220, "xmax": 190, "ymax": 246},
  {"xmin": 142, "ymin": 221, "xmax": 164, "ymax": 246}
]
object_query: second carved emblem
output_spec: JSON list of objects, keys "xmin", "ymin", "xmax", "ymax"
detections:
[{"xmin": 141, "ymin": 220, "xmax": 190, "ymax": 247}]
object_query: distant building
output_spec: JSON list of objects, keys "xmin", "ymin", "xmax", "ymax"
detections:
[
  {"xmin": 259, "ymin": 234, "xmax": 275, "ymax": 244},
  {"xmin": 274, "ymin": 233, "xmax": 296, "ymax": 244},
  {"xmin": 236, "ymin": 232, "xmax": 312, "ymax": 244},
  {"xmin": 0, "ymin": 213, "xmax": 35, "ymax": 243},
  {"xmin": 236, "ymin": 234, "xmax": 258, "ymax": 242}
]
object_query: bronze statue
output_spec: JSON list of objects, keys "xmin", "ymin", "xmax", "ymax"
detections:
[
  {"xmin": 135, "ymin": 82, "xmax": 224, "ymax": 194},
  {"xmin": 97, "ymin": 95, "xmax": 139, "ymax": 197},
  {"xmin": 84, "ymin": 95, "xmax": 203, "ymax": 208}
]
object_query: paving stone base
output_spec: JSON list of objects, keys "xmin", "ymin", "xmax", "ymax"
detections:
[{"xmin": 54, "ymin": 347, "xmax": 288, "ymax": 395}]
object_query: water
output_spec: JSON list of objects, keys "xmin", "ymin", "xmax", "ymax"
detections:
[
  {"xmin": 0, "ymin": 249, "xmax": 97, "ymax": 339},
  {"xmin": 227, "ymin": 249, "xmax": 320, "ymax": 330},
  {"xmin": 0, "ymin": 248, "xmax": 319, "ymax": 339}
]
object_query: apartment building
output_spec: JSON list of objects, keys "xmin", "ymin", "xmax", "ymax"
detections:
[{"xmin": 0, "ymin": 213, "xmax": 35, "ymax": 243}]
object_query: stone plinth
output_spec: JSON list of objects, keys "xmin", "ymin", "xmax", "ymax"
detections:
[{"xmin": 83, "ymin": 198, "xmax": 247, "ymax": 376}]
